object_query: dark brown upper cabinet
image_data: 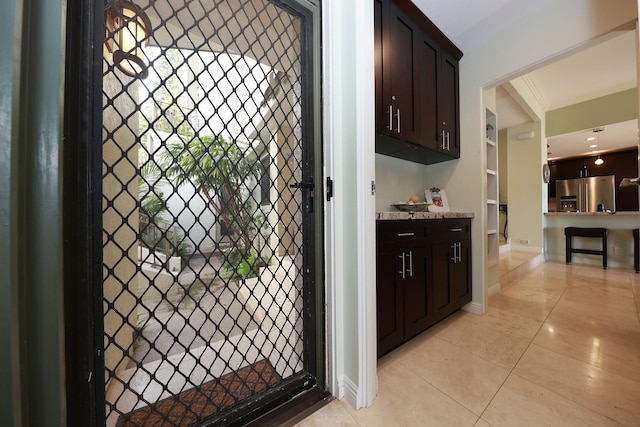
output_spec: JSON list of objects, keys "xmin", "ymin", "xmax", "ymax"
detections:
[
  {"xmin": 549, "ymin": 148, "xmax": 638, "ymax": 211},
  {"xmin": 375, "ymin": 0, "xmax": 462, "ymax": 165},
  {"xmin": 375, "ymin": 0, "xmax": 420, "ymax": 145},
  {"xmin": 416, "ymin": 34, "xmax": 460, "ymax": 158}
]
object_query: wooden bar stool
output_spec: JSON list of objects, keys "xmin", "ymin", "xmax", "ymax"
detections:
[{"xmin": 564, "ymin": 227, "xmax": 608, "ymax": 269}]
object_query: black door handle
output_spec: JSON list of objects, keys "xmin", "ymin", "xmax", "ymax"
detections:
[
  {"xmin": 290, "ymin": 178, "xmax": 314, "ymax": 190},
  {"xmin": 289, "ymin": 177, "xmax": 315, "ymax": 213}
]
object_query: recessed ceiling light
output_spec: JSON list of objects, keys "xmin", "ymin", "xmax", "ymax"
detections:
[
  {"xmin": 589, "ymin": 144, "xmax": 597, "ymax": 148},
  {"xmin": 586, "ymin": 137, "xmax": 596, "ymax": 141}
]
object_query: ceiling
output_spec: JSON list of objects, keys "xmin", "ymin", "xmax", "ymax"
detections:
[
  {"xmin": 505, "ymin": 30, "xmax": 638, "ymax": 160},
  {"xmin": 412, "ymin": 0, "xmax": 639, "ymax": 160},
  {"xmin": 411, "ymin": 0, "xmax": 557, "ymax": 53}
]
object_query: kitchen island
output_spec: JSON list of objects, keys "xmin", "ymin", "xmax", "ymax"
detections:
[{"xmin": 545, "ymin": 211, "xmax": 639, "ymax": 270}]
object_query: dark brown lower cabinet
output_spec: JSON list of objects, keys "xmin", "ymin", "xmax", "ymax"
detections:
[
  {"xmin": 431, "ymin": 220, "xmax": 472, "ymax": 322},
  {"xmin": 377, "ymin": 218, "xmax": 472, "ymax": 357}
]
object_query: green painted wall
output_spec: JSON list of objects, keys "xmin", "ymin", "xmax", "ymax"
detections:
[
  {"xmin": 1, "ymin": 0, "xmax": 66, "ymax": 424},
  {"xmin": 506, "ymin": 121, "xmax": 546, "ymax": 249},
  {"xmin": 546, "ymin": 88, "xmax": 638, "ymax": 137},
  {"xmin": 0, "ymin": 0, "xmax": 19, "ymax": 424}
]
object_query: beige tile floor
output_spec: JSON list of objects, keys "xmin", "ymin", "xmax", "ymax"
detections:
[{"xmin": 295, "ymin": 249, "xmax": 640, "ymax": 426}]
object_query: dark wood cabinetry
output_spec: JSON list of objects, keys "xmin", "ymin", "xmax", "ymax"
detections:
[
  {"xmin": 553, "ymin": 156, "xmax": 615, "ymax": 180},
  {"xmin": 375, "ymin": 0, "xmax": 420, "ymax": 144},
  {"xmin": 437, "ymin": 50, "xmax": 460, "ymax": 157},
  {"xmin": 374, "ymin": 0, "xmax": 462, "ymax": 165},
  {"xmin": 431, "ymin": 220, "xmax": 471, "ymax": 321},
  {"xmin": 549, "ymin": 148, "xmax": 638, "ymax": 211},
  {"xmin": 613, "ymin": 150, "xmax": 639, "ymax": 211},
  {"xmin": 376, "ymin": 218, "xmax": 472, "ymax": 357},
  {"xmin": 376, "ymin": 221, "xmax": 430, "ymax": 355},
  {"xmin": 415, "ymin": 34, "xmax": 460, "ymax": 157}
]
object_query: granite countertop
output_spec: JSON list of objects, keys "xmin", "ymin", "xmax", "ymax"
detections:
[
  {"xmin": 377, "ymin": 211, "xmax": 475, "ymax": 220},
  {"xmin": 545, "ymin": 211, "xmax": 640, "ymax": 217}
]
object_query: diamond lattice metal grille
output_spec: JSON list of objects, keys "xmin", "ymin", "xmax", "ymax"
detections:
[{"xmin": 101, "ymin": 1, "xmax": 314, "ymax": 424}]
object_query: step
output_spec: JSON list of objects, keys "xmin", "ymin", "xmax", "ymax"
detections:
[{"xmin": 499, "ymin": 251, "xmax": 545, "ymax": 287}]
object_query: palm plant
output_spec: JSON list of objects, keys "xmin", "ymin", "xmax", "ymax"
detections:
[{"xmin": 161, "ymin": 135, "xmax": 266, "ymax": 279}]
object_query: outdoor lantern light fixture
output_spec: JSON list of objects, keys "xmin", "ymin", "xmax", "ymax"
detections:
[
  {"xmin": 593, "ymin": 127, "xmax": 604, "ymax": 166},
  {"xmin": 105, "ymin": 0, "xmax": 152, "ymax": 79}
]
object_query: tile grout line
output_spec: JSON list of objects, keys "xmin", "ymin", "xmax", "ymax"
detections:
[
  {"xmin": 477, "ymin": 260, "xmax": 574, "ymax": 423},
  {"xmin": 504, "ymin": 265, "xmax": 638, "ymax": 426}
]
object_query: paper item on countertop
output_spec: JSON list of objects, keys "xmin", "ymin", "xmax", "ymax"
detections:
[{"xmin": 425, "ymin": 188, "xmax": 449, "ymax": 212}]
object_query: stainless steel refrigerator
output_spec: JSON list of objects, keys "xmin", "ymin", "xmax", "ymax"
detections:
[{"xmin": 556, "ymin": 175, "xmax": 616, "ymax": 212}]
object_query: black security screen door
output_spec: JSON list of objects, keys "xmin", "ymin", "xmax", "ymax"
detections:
[{"xmin": 99, "ymin": 0, "xmax": 324, "ymax": 425}]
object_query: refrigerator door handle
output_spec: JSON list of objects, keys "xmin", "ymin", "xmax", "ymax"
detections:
[
  {"xmin": 585, "ymin": 183, "xmax": 589, "ymax": 212},
  {"xmin": 578, "ymin": 183, "xmax": 582, "ymax": 212}
]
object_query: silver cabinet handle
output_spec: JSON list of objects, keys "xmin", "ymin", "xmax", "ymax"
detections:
[
  {"xmin": 449, "ymin": 228, "xmax": 462, "ymax": 232},
  {"xmin": 399, "ymin": 253, "xmax": 405, "ymax": 279},
  {"xmin": 388, "ymin": 106, "xmax": 393, "ymax": 131},
  {"xmin": 446, "ymin": 131, "xmax": 450, "ymax": 151},
  {"xmin": 396, "ymin": 232, "xmax": 415, "ymax": 237},
  {"xmin": 450, "ymin": 242, "xmax": 462, "ymax": 263},
  {"xmin": 441, "ymin": 130, "xmax": 446, "ymax": 150},
  {"xmin": 407, "ymin": 250, "xmax": 413, "ymax": 277},
  {"xmin": 395, "ymin": 109, "xmax": 401, "ymax": 134}
]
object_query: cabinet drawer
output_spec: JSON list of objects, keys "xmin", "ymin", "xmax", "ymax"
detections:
[
  {"xmin": 430, "ymin": 218, "xmax": 471, "ymax": 241},
  {"xmin": 377, "ymin": 220, "xmax": 428, "ymax": 244}
]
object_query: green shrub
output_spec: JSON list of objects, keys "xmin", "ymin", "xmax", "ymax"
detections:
[{"xmin": 222, "ymin": 248, "xmax": 270, "ymax": 280}]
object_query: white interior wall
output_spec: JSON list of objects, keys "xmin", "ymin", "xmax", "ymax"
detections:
[
  {"xmin": 375, "ymin": 154, "xmax": 430, "ymax": 210},
  {"xmin": 323, "ymin": 0, "xmax": 377, "ymax": 408},
  {"xmin": 506, "ymin": 121, "xmax": 545, "ymax": 249}
]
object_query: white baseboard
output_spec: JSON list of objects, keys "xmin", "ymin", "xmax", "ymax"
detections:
[
  {"xmin": 488, "ymin": 282, "xmax": 501, "ymax": 297},
  {"xmin": 463, "ymin": 301, "xmax": 484, "ymax": 315},
  {"xmin": 340, "ymin": 374, "xmax": 359, "ymax": 409},
  {"xmin": 511, "ymin": 244, "xmax": 543, "ymax": 253}
]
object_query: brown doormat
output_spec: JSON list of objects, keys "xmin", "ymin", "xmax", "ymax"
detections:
[{"xmin": 116, "ymin": 359, "xmax": 280, "ymax": 427}]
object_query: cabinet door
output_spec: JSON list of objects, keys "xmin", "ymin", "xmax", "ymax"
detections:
[
  {"xmin": 554, "ymin": 158, "xmax": 585, "ymax": 180},
  {"xmin": 613, "ymin": 149, "xmax": 639, "ymax": 211},
  {"xmin": 416, "ymin": 33, "xmax": 439, "ymax": 152},
  {"xmin": 376, "ymin": 247, "xmax": 405, "ymax": 357},
  {"xmin": 453, "ymin": 239, "xmax": 472, "ymax": 308},
  {"xmin": 438, "ymin": 50, "xmax": 459, "ymax": 158},
  {"xmin": 374, "ymin": 0, "xmax": 390, "ymax": 136},
  {"xmin": 388, "ymin": 6, "xmax": 419, "ymax": 143},
  {"xmin": 375, "ymin": 0, "xmax": 419, "ymax": 143},
  {"xmin": 402, "ymin": 246, "xmax": 433, "ymax": 340},
  {"xmin": 431, "ymin": 219, "xmax": 471, "ymax": 320},
  {"xmin": 431, "ymin": 240, "xmax": 455, "ymax": 321}
]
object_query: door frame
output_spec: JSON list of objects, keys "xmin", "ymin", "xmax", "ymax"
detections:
[
  {"xmin": 62, "ymin": 0, "xmax": 329, "ymax": 424},
  {"xmin": 63, "ymin": 0, "xmax": 106, "ymax": 424}
]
